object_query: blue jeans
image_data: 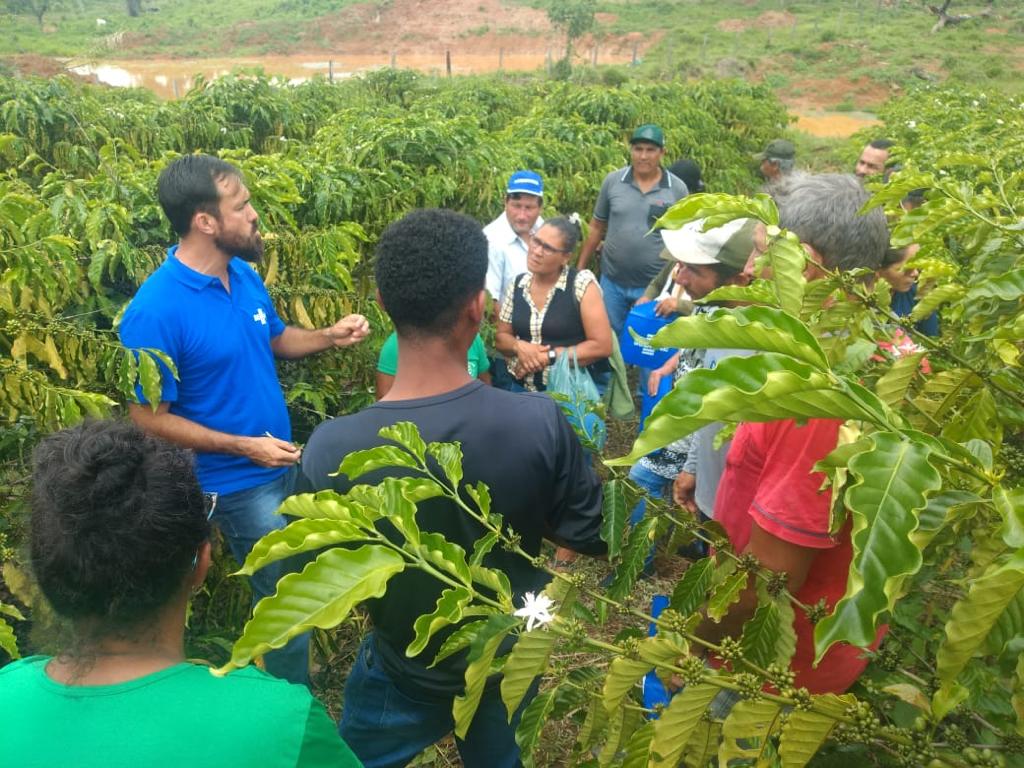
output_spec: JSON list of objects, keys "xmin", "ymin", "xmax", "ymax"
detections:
[
  {"xmin": 600, "ymin": 274, "xmax": 651, "ymax": 394},
  {"xmin": 340, "ymin": 634, "xmax": 538, "ymax": 768},
  {"xmin": 213, "ymin": 466, "xmax": 310, "ymax": 686},
  {"xmin": 628, "ymin": 463, "xmax": 670, "ymax": 526},
  {"xmin": 600, "ymin": 274, "xmax": 647, "ymax": 339}
]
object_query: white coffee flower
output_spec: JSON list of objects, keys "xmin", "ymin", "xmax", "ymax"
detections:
[{"xmin": 513, "ymin": 592, "xmax": 554, "ymax": 631}]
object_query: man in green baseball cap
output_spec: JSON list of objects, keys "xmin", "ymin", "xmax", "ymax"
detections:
[
  {"xmin": 755, "ymin": 138, "xmax": 796, "ymax": 183},
  {"xmin": 630, "ymin": 123, "xmax": 665, "ymax": 148},
  {"xmin": 577, "ymin": 123, "xmax": 687, "ymax": 342}
]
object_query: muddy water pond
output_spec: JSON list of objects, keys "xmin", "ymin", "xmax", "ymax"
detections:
[{"xmin": 68, "ymin": 50, "xmax": 631, "ymax": 99}]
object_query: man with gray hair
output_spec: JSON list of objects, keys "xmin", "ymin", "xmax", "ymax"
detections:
[{"xmin": 692, "ymin": 174, "xmax": 888, "ymax": 696}]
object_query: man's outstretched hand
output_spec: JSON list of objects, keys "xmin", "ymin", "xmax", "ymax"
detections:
[{"xmin": 325, "ymin": 314, "xmax": 370, "ymax": 348}]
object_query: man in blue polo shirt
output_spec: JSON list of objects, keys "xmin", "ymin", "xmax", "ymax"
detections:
[
  {"xmin": 119, "ymin": 154, "xmax": 369, "ymax": 685},
  {"xmin": 576, "ymin": 124, "xmax": 688, "ymax": 337}
]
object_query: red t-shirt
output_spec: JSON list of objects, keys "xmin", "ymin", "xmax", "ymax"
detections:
[{"xmin": 714, "ymin": 418, "xmax": 885, "ymax": 694}]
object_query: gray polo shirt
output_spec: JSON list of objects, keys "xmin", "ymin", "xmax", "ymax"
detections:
[{"xmin": 593, "ymin": 166, "xmax": 687, "ymax": 288}]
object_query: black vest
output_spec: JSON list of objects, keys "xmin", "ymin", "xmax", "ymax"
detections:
[{"xmin": 510, "ymin": 268, "xmax": 610, "ymax": 389}]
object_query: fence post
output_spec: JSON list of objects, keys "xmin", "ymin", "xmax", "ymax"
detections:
[
  {"xmin": 631, "ymin": 41, "xmax": 638, "ymax": 66},
  {"xmin": 499, "ymin": 47, "xmax": 504, "ymax": 71},
  {"xmin": 328, "ymin": 60, "xmax": 334, "ymax": 82},
  {"xmin": 446, "ymin": 49, "xmax": 452, "ymax": 77},
  {"xmin": 592, "ymin": 45, "xmax": 598, "ymax": 66},
  {"xmin": 390, "ymin": 50, "xmax": 396, "ymax": 68}
]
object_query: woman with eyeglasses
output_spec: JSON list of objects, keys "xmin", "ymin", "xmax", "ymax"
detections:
[
  {"xmin": 0, "ymin": 419, "xmax": 361, "ymax": 768},
  {"xmin": 494, "ymin": 216, "xmax": 613, "ymax": 392}
]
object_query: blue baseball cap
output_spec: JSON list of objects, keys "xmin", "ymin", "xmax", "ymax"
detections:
[{"xmin": 506, "ymin": 170, "xmax": 544, "ymax": 197}]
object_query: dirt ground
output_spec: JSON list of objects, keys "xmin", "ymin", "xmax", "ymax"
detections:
[{"xmin": 251, "ymin": 0, "xmax": 653, "ymax": 60}]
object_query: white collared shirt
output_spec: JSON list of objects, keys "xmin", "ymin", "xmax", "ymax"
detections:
[{"xmin": 483, "ymin": 212, "xmax": 544, "ymax": 306}]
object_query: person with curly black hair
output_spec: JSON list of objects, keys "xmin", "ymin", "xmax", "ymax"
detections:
[
  {"xmin": 0, "ymin": 420, "xmax": 361, "ymax": 768},
  {"xmin": 300, "ymin": 209, "xmax": 605, "ymax": 768}
]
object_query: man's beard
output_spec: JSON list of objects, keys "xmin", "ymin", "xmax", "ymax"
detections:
[{"xmin": 215, "ymin": 228, "xmax": 264, "ymax": 263}]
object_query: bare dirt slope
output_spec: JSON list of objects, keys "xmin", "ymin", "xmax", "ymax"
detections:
[{"xmin": 288, "ymin": 0, "xmax": 654, "ymax": 58}]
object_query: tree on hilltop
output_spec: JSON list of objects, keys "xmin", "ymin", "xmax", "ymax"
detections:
[{"xmin": 547, "ymin": 0, "xmax": 596, "ymax": 66}]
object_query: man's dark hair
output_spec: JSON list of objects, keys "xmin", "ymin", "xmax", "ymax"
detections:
[
  {"xmin": 30, "ymin": 420, "xmax": 209, "ymax": 635},
  {"xmin": 375, "ymin": 209, "xmax": 488, "ymax": 336},
  {"xmin": 775, "ymin": 174, "xmax": 888, "ymax": 272},
  {"xmin": 157, "ymin": 154, "xmax": 241, "ymax": 236},
  {"xmin": 709, "ymin": 261, "xmax": 743, "ymax": 281},
  {"xmin": 869, "ymin": 138, "xmax": 895, "ymax": 150},
  {"xmin": 505, "ymin": 192, "xmax": 543, "ymax": 205}
]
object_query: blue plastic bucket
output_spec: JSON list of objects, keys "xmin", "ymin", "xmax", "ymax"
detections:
[{"xmin": 619, "ymin": 302, "xmax": 676, "ymax": 368}]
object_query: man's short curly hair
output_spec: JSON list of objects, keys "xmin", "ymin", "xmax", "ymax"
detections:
[
  {"xmin": 375, "ymin": 208, "xmax": 488, "ymax": 335},
  {"xmin": 30, "ymin": 420, "xmax": 209, "ymax": 634}
]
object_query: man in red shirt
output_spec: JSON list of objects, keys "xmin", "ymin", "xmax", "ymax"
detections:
[{"xmin": 699, "ymin": 174, "xmax": 890, "ymax": 694}]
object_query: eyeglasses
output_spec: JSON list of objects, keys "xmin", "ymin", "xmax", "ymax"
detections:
[
  {"xmin": 191, "ymin": 492, "xmax": 218, "ymax": 570},
  {"xmin": 529, "ymin": 234, "xmax": 570, "ymax": 256}
]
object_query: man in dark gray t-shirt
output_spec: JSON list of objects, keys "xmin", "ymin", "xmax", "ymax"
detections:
[
  {"xmin": 576, "ymin": 124, "xmax": 688, "ymax": 337},
  {"xmin": 300, "ymin": 208, "xmax": 604, "ymax": 768}
]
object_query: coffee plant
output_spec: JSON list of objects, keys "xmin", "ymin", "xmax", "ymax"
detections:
[
  {"xmin": 0, "ymin": 69, "xmax": 786, "ymax": 662},
  {"xmin": 216, "ymin": 85, "xmax": 1024, "ymax": 765}
]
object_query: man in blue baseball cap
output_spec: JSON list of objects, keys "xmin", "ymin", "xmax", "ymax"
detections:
[
  {"xmin": 483, "ymin": 171, "xmax": 545, "ymax": 389},
  {"xmin": 484, "ymin": 170, "xmax": 545, "ymax": 311},
  {"xmin": 576, "ymin": 125, "xmax": 687, "ymax": 339}
]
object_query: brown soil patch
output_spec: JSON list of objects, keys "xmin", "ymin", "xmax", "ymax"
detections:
[
  {"xmin": 783, "ymin": 74, "xmax": 894, "ymax": 112},
  {"xmin": 0, "ymin": 53, "xmax": 69, "ymax": 78},
  {"xmin": 288, "ymin": 0, "xmax": 643, "ymax": 57},
  {"xmin": 717, "ymin": 10, "xmax": 796, "ymax": 33}
]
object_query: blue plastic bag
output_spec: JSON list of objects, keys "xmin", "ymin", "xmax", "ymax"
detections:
[{"xmin": 548, "ymin": 348, "xmax": 607, "ymax": 452}]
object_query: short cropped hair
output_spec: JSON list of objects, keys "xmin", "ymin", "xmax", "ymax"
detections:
[
  {"xmin": 505, "ymin": 192, "xmax": 543, "ymax": 205},
  {"xmin": 776, "ymin": 174, "xmax": 888, "ymax": 272},
  {"xmin": 158, "ymin": 154, "xmax": 241, "ymax": 236},
  {"xmin": 869, "ymin": 138, "xmax": 895, "ymax": 150},
  {"xmin": 375, "ymin": 209, "xmax": 488, "ymax": 336},
  {"xmin": 30, "ymin": 420, "xmax": 209, "ymax": 634}
]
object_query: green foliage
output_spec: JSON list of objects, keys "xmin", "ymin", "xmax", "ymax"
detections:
[{"xmin": 7, "ymin": 65, "xmax": 1024, "ymax": 766}]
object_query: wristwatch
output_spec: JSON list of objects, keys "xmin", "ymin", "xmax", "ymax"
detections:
[{"xmin": 547, "ymin": 349, "xmax": 557, "ymax": 366}]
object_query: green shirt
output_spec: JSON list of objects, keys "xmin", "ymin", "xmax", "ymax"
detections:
[
  {"xmin": 0, "ymin": 656, "xmax": 362, "ymax": 768},
  {"xmin": 377, "ymin": 332, "xmax": 490, "ymax": 378}
]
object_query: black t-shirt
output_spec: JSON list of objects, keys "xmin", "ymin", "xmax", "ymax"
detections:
[{"xmin": 299, "ymin": 381, "xmax": 604, "ymax": 694}]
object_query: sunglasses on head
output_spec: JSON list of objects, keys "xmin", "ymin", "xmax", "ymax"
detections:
[{"xmin": 191, "ymin": 492, "xmax": 218, "ymax": 571}]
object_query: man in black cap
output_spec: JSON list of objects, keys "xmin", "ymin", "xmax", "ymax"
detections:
[
  {"xmin": 756, "ymin": 138, "xmax": 796, "ymax": 184},
  {"xmin": 576, "ymin": 123, "xmax": 687, "ymax": 338}
]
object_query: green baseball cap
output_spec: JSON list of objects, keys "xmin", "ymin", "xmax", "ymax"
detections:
[
  {"xmin": 630, "ymin": 124, "xmax": 665, "ymax": 148},
  {"xmin": 754, "ymin": 138, "xmax": 796, "ymax": 162}
]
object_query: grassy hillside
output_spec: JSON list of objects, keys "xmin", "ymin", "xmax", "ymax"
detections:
[{"xmin": 1, "ymin": 0, "xmax": 1021, "ymax": 117}]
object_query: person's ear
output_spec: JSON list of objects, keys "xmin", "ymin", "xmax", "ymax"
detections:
[
  {"xmin": 725, "ymin": 271, "xmax": 751, "ymax": 287},
  {"xmin": 192, "ymin": 210, "xmax": 218, "ymax": 236},
  {"xmin": 802, "ymin": 243, "xmax": 828, "ymax": 280},
  {"xmin": 375, "ymin": 288, "xmax": 385, "ymax": 308},
  {"xmin": 467, "ymin": 290, "xmax": 486, "ymax": 326}
]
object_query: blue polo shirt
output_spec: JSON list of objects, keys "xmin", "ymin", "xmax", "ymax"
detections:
[{"xmin": 119, "ymin": 246, "xmax": 291, "ymax": 495}]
